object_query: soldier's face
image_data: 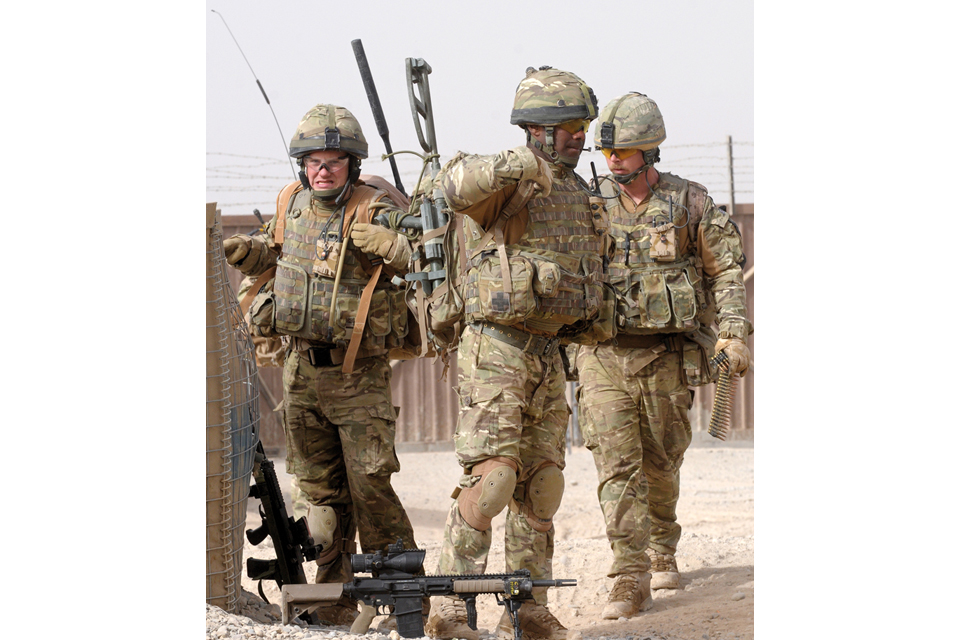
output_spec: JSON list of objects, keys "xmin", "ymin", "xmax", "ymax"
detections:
[
  {"xmin": 605, "ymin": 147, "xmax": 645, "ymax": 177},
  {"xmin": 304, "ymin": 150, "xmax": 350, "ymax": 191},
  {"xmin": 528, "ymin": 124, "xmax": 586, "ymax": 164}
]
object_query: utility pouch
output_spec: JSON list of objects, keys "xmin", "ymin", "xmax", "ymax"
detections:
[
  {"xmin": 476, "ymin": 254, "xmax": 536, "ymax": 325},
  {"xmin": 679, "ymin": 326, "xmax": 720, "ymax": 387},
  {"xmin": 311, "ymin": 241, "xmax": 342, "ymax": 278},
  {"xmin": 249, "ymin": 284, "xmax": 279, "ymax": 338},
  {"xmin": 650, "ymin": 223, "xmax": 677, "ymax": 262}
]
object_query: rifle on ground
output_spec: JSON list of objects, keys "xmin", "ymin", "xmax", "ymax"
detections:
[
  {"xmin": 280, "ymin": 539, "xmax": 576, "ymax": 639},
  {"xmin": 245, "ymin": 441, "xmax": 324, "ymax": 624}
]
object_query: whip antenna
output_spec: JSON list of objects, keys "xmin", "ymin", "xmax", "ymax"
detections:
[{"xmin": 211, "ymin": 10, "xmax": 297, "ymax": 179}]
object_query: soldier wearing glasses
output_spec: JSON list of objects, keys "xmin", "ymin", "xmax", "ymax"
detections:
[
  {"xmin": 424, "ymin": 67, "xmax": 609, "ymax": 640},
  {"xmin": 222, "ymin": 103, "xmax": 423, "ymax": 627},
  {"xmin": 570, "ymin": 92, "xmax": 752, "ymax": 619}
]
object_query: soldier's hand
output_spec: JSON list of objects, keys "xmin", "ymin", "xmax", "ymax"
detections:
[
  {"xmin": 714, "ymin": 337, "xmax": 751, "ymax": 377},
  {"xmin": 223, "ymin": 235, "xmax": 252, "ymax": 265},
  {"xmin": 350, "ymin": 223, "xmax": 397, "ymax": 259},
  {"xmin": 529, "ymin": 155, "xmax": 554, "ymax": 197}
]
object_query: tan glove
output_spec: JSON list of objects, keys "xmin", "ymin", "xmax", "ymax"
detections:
[
  {"xmin": 351, "ymin": 223, "xmax": 398, "ymax": 259},
  {"xmin": 223, "ymin": 235, "xmax": 252, "ymax": 265},
  {"xmin": 529, "ymin": 155, "xmax": 554, "ymax": 197},
  {"xmin": 714, "ymin": 337, "xmax": 751, "ymax": 377}
]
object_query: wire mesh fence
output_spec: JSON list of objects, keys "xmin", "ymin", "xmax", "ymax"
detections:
[{"xmin": 205, "ymin": 202, "xmax": 261, "ymax": 613}]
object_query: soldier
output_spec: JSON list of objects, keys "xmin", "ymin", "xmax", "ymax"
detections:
[
  {"xmin": 222, "ymin": 104, "xmax": 423, "ymax": 626},
  {"xmin": 424, "ymin": 66, "xmax": 606, "ymax": 640},
  {"xmin": 572, "ymin": 92, "xmax": 752, "ymax": 619}
]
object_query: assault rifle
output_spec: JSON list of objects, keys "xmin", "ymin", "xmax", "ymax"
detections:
[
  {"xmin": 245, "ymin": 441, "xmax": 324, "ymax": 624},
  {"xmin": 280, "ymin": 539, "xmax": 576, "ymax": 640}
]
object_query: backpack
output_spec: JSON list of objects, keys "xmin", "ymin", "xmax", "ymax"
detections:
[{"xmin": 404, "ymin": 165, "xmax": 539, "ymax": 370}]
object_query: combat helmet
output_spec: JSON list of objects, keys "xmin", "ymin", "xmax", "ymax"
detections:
[
  {"xmin": 511, "ymin": 66, "xmax": 598, "ymax": 167},
  {"xmin": 289, "ymin": 104, "xmax": 367, "ymax": 199},
  {"xmin": 289, "ymin": 103, "xmax": 368, "ymax": 159},
  {"xmin": 594, "ymin": 92, "xmax": 666, "ymax": 184}
]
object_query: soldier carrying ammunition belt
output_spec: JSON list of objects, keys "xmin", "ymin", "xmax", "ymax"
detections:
[{"xmin": 568, "ymin": 92, "xmax": 752, "ymax": 620}]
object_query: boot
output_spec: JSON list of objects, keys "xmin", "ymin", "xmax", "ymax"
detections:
[
  {"xmin": 648, "ymin": 549, "xmax": 681, "ymax": 590},
  {"xmin": 600, "ymin": 572, "xmax": 653, "ymax": 620},
  {"xmin": 311, "ymin": 595, "xmax": 359, "ymax": 626},
  {"xmin": 497, "ymin": 602, "xmax": 581, "ymax": 640},
  {"xmin": 425, "ymin": 596, "xmax": 480, "ymax": 640}
]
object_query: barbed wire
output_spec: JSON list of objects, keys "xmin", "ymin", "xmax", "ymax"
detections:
[{"xmin": 207, "ymin": 143, "xmax": 755, "ymax": 214}]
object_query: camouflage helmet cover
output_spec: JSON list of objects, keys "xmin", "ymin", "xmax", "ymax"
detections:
[
  {"xmin": 510, "ymin": 66, "xmax": 599, "ymax": 126},
  {"xmin": 594, "ymin": 92, "xmax": 666, "ymax": 151},
  {"xmin": 288, "ymin": 104, "xmax": 368, "ymax": 159}
]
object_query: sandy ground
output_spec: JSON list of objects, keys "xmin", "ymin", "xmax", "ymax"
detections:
[{"xmin": 216, "ymin": 443, "xmax": 753, "ymax": 640}]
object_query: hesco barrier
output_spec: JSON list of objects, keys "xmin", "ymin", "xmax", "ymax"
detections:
[{"xmin": 206, "ymin": 203, "xmax": 261, "ymax": 613}]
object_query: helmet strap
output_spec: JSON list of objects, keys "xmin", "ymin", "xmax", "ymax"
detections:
[
  {"xmin": 527, "ymin": 126, "xmax": 570, "ymax": 167},
  {"xmin": 611, "ymin": 147, "xmax": 660, "ymax": 185}
]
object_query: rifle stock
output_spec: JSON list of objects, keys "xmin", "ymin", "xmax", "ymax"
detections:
[{"xmin": 245, "ymin": 441, "xmax": 324, "ymax": 624}]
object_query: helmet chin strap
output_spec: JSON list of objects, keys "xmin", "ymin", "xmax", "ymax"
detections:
[
  {"xmin": 527, "ymin": 126, "xmax": 578, "ymax": 168},
  {"xmin": 612, "ymin": 164, "xmax": 647, "ymax": 185},
  {"xmin": 611, "ymin": 148, "xmax": 660, "ymax": 184}
]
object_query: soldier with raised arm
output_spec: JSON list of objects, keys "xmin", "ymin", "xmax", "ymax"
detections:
[{"xmin": 424, "ymin": 67, "xmax": 608, "ymax": 640}]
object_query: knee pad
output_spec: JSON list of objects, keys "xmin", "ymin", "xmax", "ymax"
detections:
[
  {"xmin": 306, "ymin": 505, "xmax": 342, "ymax": 565},
  {"xmin": 521, "ymin": 463, "xmax": 564, "ymax": 532},
  {"xmin": 456, "ymin": 457, "xmax": 518, "ymax": 531}
]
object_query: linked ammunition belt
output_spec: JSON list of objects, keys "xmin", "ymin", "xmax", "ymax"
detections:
[{"xmin": 471, "ymin": 321, "xmax": 561, "ymax": 357}]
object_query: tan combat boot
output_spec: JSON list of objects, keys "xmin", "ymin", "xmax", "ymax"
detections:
[
  {"xmin": 497, "ymin": 602, "xmax": 581, "ymax": 640},
  {"xmin": 601, "ymin": 572, "xmax": 653, "ymax": 620},
  {"xmin": 648, "ymin": 549, "xmax": 681, "ymax": 590},
  {"xmin": 425, "ymin": 595, "xmax": 480, "ymax": 640},
  {"xmin": 312, "ymin": 595, "xmax": 360, "ymax": 626}
]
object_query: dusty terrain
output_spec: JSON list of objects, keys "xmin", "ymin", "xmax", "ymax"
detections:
[{"xmin": 208, "ymin": 444, "xmax": 753, "ymax": 640}]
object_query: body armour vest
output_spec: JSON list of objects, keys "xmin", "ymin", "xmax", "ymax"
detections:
[
  {"xmin": 271, "ymin": 186, "xmax": 408, "ymax": 351},
  {"xmin": 601, "ymin": 172, "xmax": 713, "ymax": 334},
  {"xmin": 462, "ymin": 168, "xmax": 605, "ymax": 336}
]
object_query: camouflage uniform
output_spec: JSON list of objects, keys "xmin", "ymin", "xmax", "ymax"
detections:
[
  {"xmin": 224, "ymin": 105, "xmax": 421, "ymax": 607},
  {"xmin": 576, "ymin": 93, "xmax": 751, "ymax": 588},
  {"xmin": 436, "ymin": 146, "xmax": 603, "ymax": 600}
]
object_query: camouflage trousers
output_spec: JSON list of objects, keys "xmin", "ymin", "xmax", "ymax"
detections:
[
  {"xmin": 437, "ymin": 324, "xmax": 569, "ymax": 605},
  {"xmin": 283, "ymin": 349, "xmax": 417, "ymax": 583},
  {"xmin": 575, "ymin": 344, "xmax": 692, "ymax": 577}
]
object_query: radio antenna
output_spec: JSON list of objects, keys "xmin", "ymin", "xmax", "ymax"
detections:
[{"xmin": 211, "ymin": 10, "xmax": 297, "ymax": 180}]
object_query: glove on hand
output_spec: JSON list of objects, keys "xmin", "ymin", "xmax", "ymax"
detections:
[
  {"xmin": 350, "ymin": 223, "xmax": 398, "ymax": 259},
  {"xmin": 714, "ymin": 337, "xmax": 751, "ymax": 377},
  {"xmin": 223, "ymin": 235, "xmax": 251, "ymax": 265},
  {"xmin": 529, "ymin": 155, "xmax": 554, "ymax": 197}
]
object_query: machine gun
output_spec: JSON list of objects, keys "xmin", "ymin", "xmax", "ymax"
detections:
[
  {"xmin": 244, "ymin": 441, "xmax": 324, "ymax": 624},
  {"xmin": 280, "ymin": 540, "xmax": 576, "ymax": 639}
]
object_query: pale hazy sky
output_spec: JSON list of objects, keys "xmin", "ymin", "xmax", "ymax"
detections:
[
  {"xmin": 5, "ymin": 4, "xmax": 958, "ymax": 638},
  {"xmin": 206, "ymin": 0, "xmax": 754, "ymax": 217}
]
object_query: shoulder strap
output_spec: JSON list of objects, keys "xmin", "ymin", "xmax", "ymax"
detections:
[
  {"xmin": 273, "ymin": 180, "xmax": 304, "ymax": 245},
  {"xmin": 341, "ymin": 184, "xmax": 389, "ymax": 374}
]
